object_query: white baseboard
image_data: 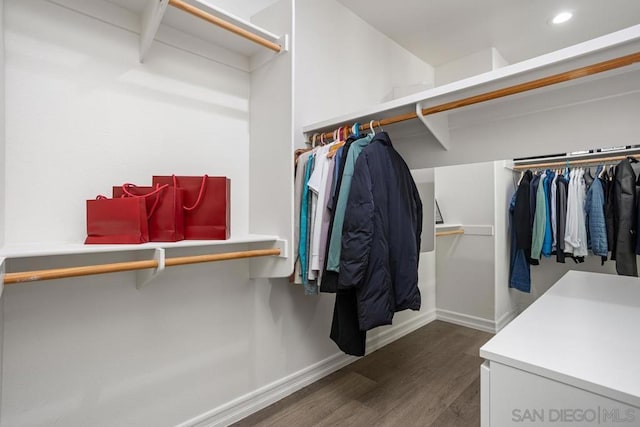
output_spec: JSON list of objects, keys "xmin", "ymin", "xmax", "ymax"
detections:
[
  {"xmin": 495, "ymin": 310, "xmax": 517, "ymax": 332},
  {"xmin": 435, "ymin": 309, "xmax": 496, "ymax": 333},
  {"xmin": 180, "ymin": 309, "xmax": 437, "ymax": 427}
]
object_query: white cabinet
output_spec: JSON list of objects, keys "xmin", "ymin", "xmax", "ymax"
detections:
[{"xmin": 480, "ymin": 271, "xmax": 640, "ymax": 426}]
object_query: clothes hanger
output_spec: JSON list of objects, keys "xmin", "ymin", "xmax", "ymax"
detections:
[
  {"xmin": 369, "ymin": 120, "xmax": 376, "ymax": 136},
  {"xmin": 352, "ymin": 122, "xmax": 361, "ymax": 139},
  {"xmin": 598, "ymin": 164, "xmax": 605, "ymax": 178},
  {"xmin": 375, "ymin": 120, "xmax": 384, "ymax": 133},
  {"xmin": 327, "ymin": 126, "xmax": 348, "ymax": 158}
]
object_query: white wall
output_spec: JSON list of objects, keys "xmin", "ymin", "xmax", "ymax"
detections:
[
  {"xmin": 294, "ymin": 0, "xmax": 434, "ymax": 135},
  {"xmin": 5, "ymin": 0, "xmax": 251, "ymax": 246},
  {"xmin": 0, "ymin": 1, "xmax": 5, "ymax": 421},
  {"xmin": 435, "ymin": 47, "xmax": 508, "ymax": 87},
  {"xmin": 434, "ymin": 162, "xmax": 496, "ymax": 323},
  {"xmin": 0, "ymin": 0, "xmax": 5, "ymax": 248},
  {"xmin": 0, "ymin": 0, "xmax": 438, "ymax": 426}
]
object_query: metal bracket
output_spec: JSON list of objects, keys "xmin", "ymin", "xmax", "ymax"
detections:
[
  {"xmin": 0, "ymin": 257, "xmax": 5, "ymax": 299},
  {"xmin": 140, "ymin": 0, "xmax": 170, "ymax": 63},
  {"xmin": 136, "ymin": 248, "xmax": 165, "ymax": 289},
  {"xmin": 416, "ymin": 101, "xmax": 450, "ymax": 151}
]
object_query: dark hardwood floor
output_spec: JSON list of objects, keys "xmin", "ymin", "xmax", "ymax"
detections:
[{"xmin": 233, "ymin": 321, "xmax": 492, "ymax": 427}]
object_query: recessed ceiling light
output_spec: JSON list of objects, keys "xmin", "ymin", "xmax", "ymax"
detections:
[{"xmin": 552, "ymin": 12, "xmax": 573, "ymax": 24}]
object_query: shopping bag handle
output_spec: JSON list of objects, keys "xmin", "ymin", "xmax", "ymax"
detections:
[
  {"xmin": 173, "ymin": 175, "xmax": 208, "ymax": 211},
  {"xmin": 121, "ymin": 183, "xmax": 169, "ymax": 219}
]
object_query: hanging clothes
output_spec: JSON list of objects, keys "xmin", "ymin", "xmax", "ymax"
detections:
[
  {"xmin": 542, "ymin": 170, "xmax": 554, "ymax": 257},
  {"xmin": 514, "ymin": 171, "xmax": 533, "ymax": 262},
  {"xmin": 555, "ymin": 173, "xmax": 568, "ymax": 263},
  {"xmin": 325, "ymin": 134, "xmax": 374, "ymax": 273},
  {"xmin": 320, "ymin": 138, "xmax": 356, "ymax": 293},
  {"xmin": 337, "ymin": 131, "xmax": 422, "ymax": 331},
  {"xmin": 550, "ymin": 172, "xmax": 559, "ymax": 252},
  {"xmin": 565, "ymin": 169, "xmax": 588, "ymax": 257},
  {"xmin": 315, "ymin": 157, "xmax": 336, "ymax": 285},
  {"xmin": 531, "ymin": 172, "xmax": 547, "ymax": 260},
  {"xmin": 509, "ymin": 191, "xmax": 531, "ymax": 292},
  {"xmin": 585, "ymin": 166, "xmax": 608, "ymax": 258},
  {"xmin": 614, "ymin": 158, "xmax": 637, "ymax": 276},
  {"xmin": 307, "ymin": 144, "xmax": 332, "ymax": 280},
  {"xmin": 300, "ymin": 154, "xmax": 316, "ymax": 293},
  {"xmin": 292, "ymin": 151, "xmax": 313, "ymax": 284},
  {"xmin": 604, "ymin": 166, "xmax": 617, "ymax": 261}
]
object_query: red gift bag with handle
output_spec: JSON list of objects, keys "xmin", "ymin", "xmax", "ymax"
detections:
[
  {"xmin": 152, "ymin": 175, "xmax": 230, "ymax": 240},
  {"xmin": 113, "ymin": 183, "xmax": 185, "ymax": 242},
  {"xmin": 85, "ymin": 195, "xmax": 149, "ymax": 244}
]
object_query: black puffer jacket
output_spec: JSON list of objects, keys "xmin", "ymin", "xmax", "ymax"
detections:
[
  {"xmin": 614, "ymin": 158, "xmax": 637, "ymax": 276},
  {"xmin": 339, "ymin": 132, "xmax": 422, "ymax": 331}
]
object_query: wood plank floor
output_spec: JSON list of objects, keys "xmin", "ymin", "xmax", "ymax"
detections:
[{"xmin": 233, "ymin": 321, "xmax": 492, "ymax": 427}]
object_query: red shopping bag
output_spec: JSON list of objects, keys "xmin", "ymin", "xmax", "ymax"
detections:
[
  {"xmin": 113, "ymin": 184, "xmax": 185, "ymax": 242},
  {"xmin": 152, "ymin": 175, "xmax": 230, "ymax": 240},
  {"xmin": 85, "ymin": 195, "xmax": 149, "ymax": 244}
]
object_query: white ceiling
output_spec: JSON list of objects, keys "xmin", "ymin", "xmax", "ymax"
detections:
[{"xmin": 337, "ymin": 0, "xmax": 640, "ymax": 66}]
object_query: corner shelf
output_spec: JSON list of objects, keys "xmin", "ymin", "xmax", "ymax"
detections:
[{"xmin": 301, "ymin": 25, "xmax": 640, "ymax": 159}]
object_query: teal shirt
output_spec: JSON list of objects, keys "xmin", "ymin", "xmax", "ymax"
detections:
[
  {"xmin": 300, "ymin": 154, "xmax": 314, "ymax": 286},
  {"xmin": 531, "ymin": 174, "xmax": 547, "ymax": 259},
  {"xmin": 326, "ymin": 134, "xmax": 373, "ymax": 272}
]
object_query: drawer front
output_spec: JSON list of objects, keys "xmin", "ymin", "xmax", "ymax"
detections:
[
  {"xmin": 481, "ymin": 361, "xmax": 490, "ymax": 427},
  {"xmin": 488, "ymin": 362, "xmax": 638, "ymax": 427}
]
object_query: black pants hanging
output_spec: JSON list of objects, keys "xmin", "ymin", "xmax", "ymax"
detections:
[{"xmin": 330, "ymin": 289, "xmax": 366, "ymax": 357}]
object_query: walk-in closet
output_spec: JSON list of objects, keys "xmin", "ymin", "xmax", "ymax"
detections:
[{"xmin": 0, "ymin": 0, "xmax": 639, "ymax": 426}]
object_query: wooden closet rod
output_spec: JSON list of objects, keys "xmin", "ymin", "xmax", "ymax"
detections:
[
  {"xmin": 513, "ymin": 154, "xmax": 638, "ymax": 171},
  {"xmin": 311, "ymin": 51, "xmax": 640, "ymax": 141},
  {"xmin": 168, "ymin": 0, "xmax": 282, "ymax": 53},
  {"xmin": 3, "ymin": 248, "xmax": 281, "ymax": 285},
  {"xmin": 435, "ymin": 230, "xmax": 465, "ymax": 237}
]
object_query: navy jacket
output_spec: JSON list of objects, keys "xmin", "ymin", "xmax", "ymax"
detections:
[{"xmin": 339, "ymin": 132, "xmax": 422, "ymax": 331}]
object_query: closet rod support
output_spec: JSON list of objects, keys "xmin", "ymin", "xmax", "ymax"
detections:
[
  {"xmin": 416, "ymin": 101, "xmax": 450, "ymax": 150},
  {"xmin": 136, "ymin": 248, "xmax": 165, "ymax": 289}
]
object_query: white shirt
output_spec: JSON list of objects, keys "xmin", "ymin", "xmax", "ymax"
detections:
[{"xmin": 307, "ymin": 144, "xmax": 332, "ymax": 275}]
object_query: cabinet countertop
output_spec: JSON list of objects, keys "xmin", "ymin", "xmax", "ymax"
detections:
[{"xmin": 480, "ymin": 270, "xmax": 640, "ymax": 408}]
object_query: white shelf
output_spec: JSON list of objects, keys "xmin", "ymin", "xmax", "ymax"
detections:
[
  {"xmin": 302, "ymin": 25, "xmax": 640, "ymax": 150},
  {"xmin": 0, "ymin": 234, "xmax": 282, "ymax": 259},
  {"xmin": 435, "ymin": 223, "xmax": 463, "ymax": 231},
  {"xmin": 137, "ymin": 0, "xmax": 287, "ymax": 64},
  {"xmin": 435, "ymin": 224, "xmax": 494, "ymax": 236},
  {"xmin": 481, "ymin": 270, "xmax": 640, "ymax": 408}
]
